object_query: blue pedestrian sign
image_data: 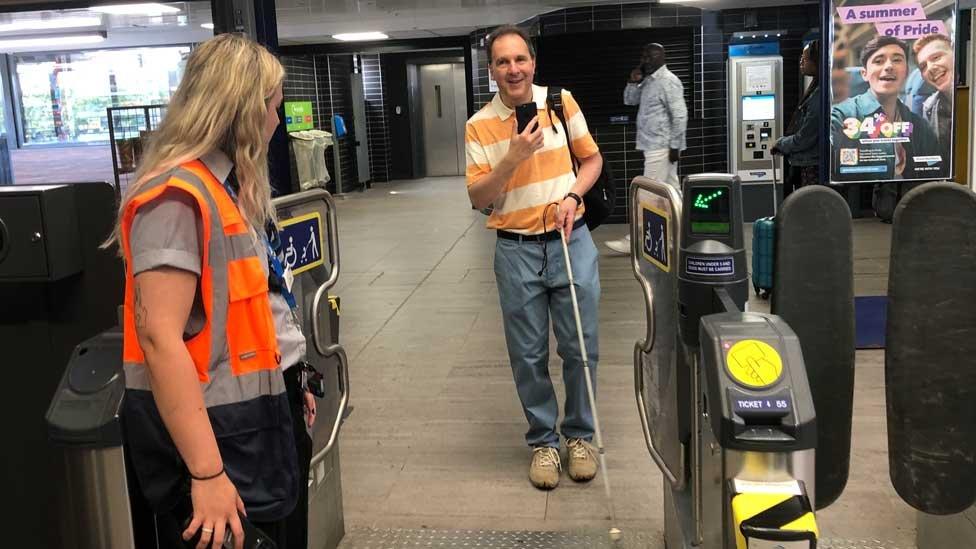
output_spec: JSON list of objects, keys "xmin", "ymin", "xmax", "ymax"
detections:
[
  {"xmin": 279, "ymin": 212, "xmax": 325, "ymax": 275},
  {"xmin": 641, "ymin": 204, "xmax": 670, "ymax": 272}
]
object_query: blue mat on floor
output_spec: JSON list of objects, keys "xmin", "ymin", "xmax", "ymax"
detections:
[{"xmin": 855, "ymin": 296, "xmax": 887, "ymax": 349}]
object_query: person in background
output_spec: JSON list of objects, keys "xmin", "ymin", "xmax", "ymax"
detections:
[
  {"xmin": 913, "ymin": 33, "xmax": 954, "ymax": 153},
  {"xmin": 605, "ymin": 42, "xmax": 687, "ymax": 256},
  {"xmin": 108, "ymin": 33, "xmax": 316, "ymax": 549},
  {"xmin": 772, "ymin": 40, "xmax": 822, "ymax": 191}
]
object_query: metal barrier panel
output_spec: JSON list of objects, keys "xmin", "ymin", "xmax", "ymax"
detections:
[
  {"xmin": 886, "ymin": 182, "xmax": 976, "ymax": 515},
  {"xmin": 630, "ymin": 176, "xmax": 685, "ymax": 488},
  {"xmin": 274, "ymin": 189, "xmax": 348, "ymax": 549},
  {"xmin": 771, "ymin": 185, "xmax": 854, "ymax": 510}
]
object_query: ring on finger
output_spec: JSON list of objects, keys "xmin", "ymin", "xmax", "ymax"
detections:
[{"xmin": 202, "ymin": 527, "xmax": 214, "ymax": 534}]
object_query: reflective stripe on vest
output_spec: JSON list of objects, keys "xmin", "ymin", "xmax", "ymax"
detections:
[{"xmin": 120, "ymin": 160, "xmax": 285, "ymax": 408}]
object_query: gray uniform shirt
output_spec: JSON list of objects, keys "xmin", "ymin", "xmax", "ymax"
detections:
[{"xmin": 129, "ymin": 153, "xmax": 306, "ymax": 370}]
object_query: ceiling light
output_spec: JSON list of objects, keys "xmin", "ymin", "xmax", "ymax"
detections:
[
  {"xmin": 332, "ymin": 32, "xmax": 388, "ymax": 41},
  {"xmin": 90, "ymin": 3, "xmax": 180, "ymax": 16},
  {"xmin": 201, "ymin": 22, "xmax": 214, "ymax": 30},
  {"xmin": 0, "ymin": 16, "xmax": 102, "ymax": 33},
  {"xmin": 0, "ymin": 32, "xmax": 106, "ymax": 50}
]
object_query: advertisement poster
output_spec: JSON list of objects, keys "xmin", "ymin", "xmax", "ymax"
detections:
[{"xmin": 830, "ymin": 0, "xmax": 956, "ymax": 184}]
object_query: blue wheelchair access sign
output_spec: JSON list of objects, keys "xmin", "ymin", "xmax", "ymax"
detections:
[
  {"xmin": 279, "ymin": 212, "xmax": 325, "ymax": 275},
  {"xmin": 641, "ymin": 204, "xmax": 669, "ymax": 272}
]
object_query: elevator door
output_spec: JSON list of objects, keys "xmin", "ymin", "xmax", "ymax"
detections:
[{"xmin": 420, "ymin": 63, "xmax": 466, "ymax": 177}]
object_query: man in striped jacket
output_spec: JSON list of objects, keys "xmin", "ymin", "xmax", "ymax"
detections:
[{"xmin": 465, "ymin": 24, "xmax": 605, "ymax": 490}]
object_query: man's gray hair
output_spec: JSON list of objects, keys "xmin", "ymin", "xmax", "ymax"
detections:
[{"xmin": 487, "ymin": 25, "xmax": 535, "ymax": 64}]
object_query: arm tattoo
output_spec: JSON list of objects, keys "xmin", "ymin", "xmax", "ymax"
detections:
[{"xmin": 134, "ymin": 284, "xmax": 148, "ymax": 331}]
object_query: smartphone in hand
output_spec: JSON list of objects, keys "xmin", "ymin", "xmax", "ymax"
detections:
[{"xmin": 516, "ymin": 103, "xmax": 538, "ymax": 134}]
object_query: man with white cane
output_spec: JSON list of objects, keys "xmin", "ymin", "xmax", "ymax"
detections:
[{"xmin": 465, "ymin": 24, "xmax": 604, "ymax": 491}]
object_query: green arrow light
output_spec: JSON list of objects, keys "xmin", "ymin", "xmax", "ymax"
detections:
[{"xmin": 693, "ymin": 189, "xmax": 724, "ymax": 209}]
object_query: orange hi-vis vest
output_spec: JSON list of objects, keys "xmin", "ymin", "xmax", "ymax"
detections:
[{"xmin": 119, "ymin": 159, "xmax": 298, "ymax": 521}]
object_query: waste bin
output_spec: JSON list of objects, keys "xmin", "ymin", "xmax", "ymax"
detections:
[
  {"xmin": 291, "ymin": 129, "xmax": 333, "ymax": 190},
  {"xmin": 46, "ymin": 329, "xmax": 134, "ymax": 549}
]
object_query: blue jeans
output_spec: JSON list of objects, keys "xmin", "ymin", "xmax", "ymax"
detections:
[{"xmin": 494, "ymin": 225, "xmax": 600, "ymax": 448}]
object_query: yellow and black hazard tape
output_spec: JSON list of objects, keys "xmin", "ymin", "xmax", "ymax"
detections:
[{"xmin": 732, "ymin": 490, "xmax": 818, "ymax": 549}]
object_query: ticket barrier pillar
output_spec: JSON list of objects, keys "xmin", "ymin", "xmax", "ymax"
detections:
[{"xmin": 631, "ymin": 175, "xmax": 854, "ymax": 548}]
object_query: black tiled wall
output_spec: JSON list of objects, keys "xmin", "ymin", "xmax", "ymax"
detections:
[
  {"xmin": 535, "ymin": 28, "xmax": 695, "ymax": 219},
  {"xmin": 281, "ymin": 54, "xmax": 362, "ymax": 192},
  {"xmin": 317, "ymin": 55, "xmax": 359, "ymax": 191},
  {"xmin": 280, "ymin": 56, "xmax": 322, "ymax": 193},
  {"xmin": 470, "ymin": 27, "xmax": 498, "ymax": 113},
  {"xmin": 360, "ymin": 53, "xmax": 391, "ymax": 183},
  {"xmin": 468, "ymin": 2, "xmax": 819, "ymax": 224}
]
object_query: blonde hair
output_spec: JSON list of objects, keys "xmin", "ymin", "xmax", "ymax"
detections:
[{"xmin": 107, "ymin": 33, "xmax": 284, "ymax": 248}]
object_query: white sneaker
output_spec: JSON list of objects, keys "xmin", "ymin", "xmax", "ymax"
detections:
[{"xmin": 604, "ymin": 234, "xmax": 631, "ymax": 255}]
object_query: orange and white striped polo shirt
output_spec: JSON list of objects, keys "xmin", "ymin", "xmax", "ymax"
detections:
[{"xmin": 465, "ymin": 84, "xmax": 600, "ymax": 235}]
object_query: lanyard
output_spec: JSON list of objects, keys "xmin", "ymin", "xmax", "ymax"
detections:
[{"xmin": 220, "ymin": 174, "xmax": 298, "ymax": 311}]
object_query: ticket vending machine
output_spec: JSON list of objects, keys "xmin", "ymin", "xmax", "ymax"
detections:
[{"xmin": 728, "ymin": 50, "xmax": 783, "ymax": 221}]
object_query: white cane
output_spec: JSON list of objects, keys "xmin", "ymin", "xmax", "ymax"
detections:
[{"xmin": 558, "ymin": 215, "xmax": 621, "ymax": 542}]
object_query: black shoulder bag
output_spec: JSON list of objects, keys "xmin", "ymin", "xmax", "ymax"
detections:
[{"xmin": 546, "ymin": 86, "xmax": 615, "ymax": 230}]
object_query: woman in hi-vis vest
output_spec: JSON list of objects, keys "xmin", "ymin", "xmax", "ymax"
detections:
[{"xmin": 107, "ymin": 34, "xmax": 316, "ymax": 549}]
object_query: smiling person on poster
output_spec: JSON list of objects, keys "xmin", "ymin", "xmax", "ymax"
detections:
[
  {"xmin": 830, "ymin": 35, "xmax": 942, "ymax": 182},
  {"xmin": 913, "ymin": 33, "xmax": 954, "ymax": 153}
]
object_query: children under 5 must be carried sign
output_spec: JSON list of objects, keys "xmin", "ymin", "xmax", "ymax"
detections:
[{"xmin": 279, "ymin": 212, "xmax": 325, "ymax": 276}]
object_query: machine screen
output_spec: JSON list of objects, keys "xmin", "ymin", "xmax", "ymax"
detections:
[
  {"xmin": 742, "ymin": 95, "xmax": 775, "ymax": 121},
  {"xmin": 689, "ymin": 186, "xmax": 731, "ymax": 234}
]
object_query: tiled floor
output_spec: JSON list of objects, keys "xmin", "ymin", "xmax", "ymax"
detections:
[
  {"xmin": 326, "ymin": 176, "xmax": 914, "ymax": 546},
  {"xmin": 10, "ymin": 144, "xmax": 117, "ymax": 186}
]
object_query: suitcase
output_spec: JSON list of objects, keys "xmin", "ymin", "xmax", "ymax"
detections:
[{"xmin": 752, "ymin": 216, "xmax": 775, "ymax": 298}]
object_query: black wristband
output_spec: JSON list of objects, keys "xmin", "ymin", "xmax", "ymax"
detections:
[
  {"xmin": 566, "ymin": 192, "xmax": 583, "ymax": 209},
  {"xmin": 190, "ymin": 465, "xmax": 225, "ymax": 481}
]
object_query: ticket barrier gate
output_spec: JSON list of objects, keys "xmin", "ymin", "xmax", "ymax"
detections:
[
  {"xmin": 884, "ymin": 182, "xmax": 976, "ymax": 547},
  {"xmin": 44, "ymin": 188, "xmax": 349, "ymax": 549},
  {"xmin": 274, "ymin": 189, "xmax": 350, "ymax": 549},
  {"xmin": 631, "ymin": 175, "xmax": 855, "ymax": 548}
]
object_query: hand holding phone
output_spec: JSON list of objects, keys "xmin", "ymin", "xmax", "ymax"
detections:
[
  {"xmin": 508, "ymin": 109, "xmax": 544, "ymax": 165},
  {"xmin": 183, "ymin": 511, "xmax": 277, "ymax": 549},
  {"xmin": 176, "ymin": 493, "xmax": 278, "ymax": 549}
]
